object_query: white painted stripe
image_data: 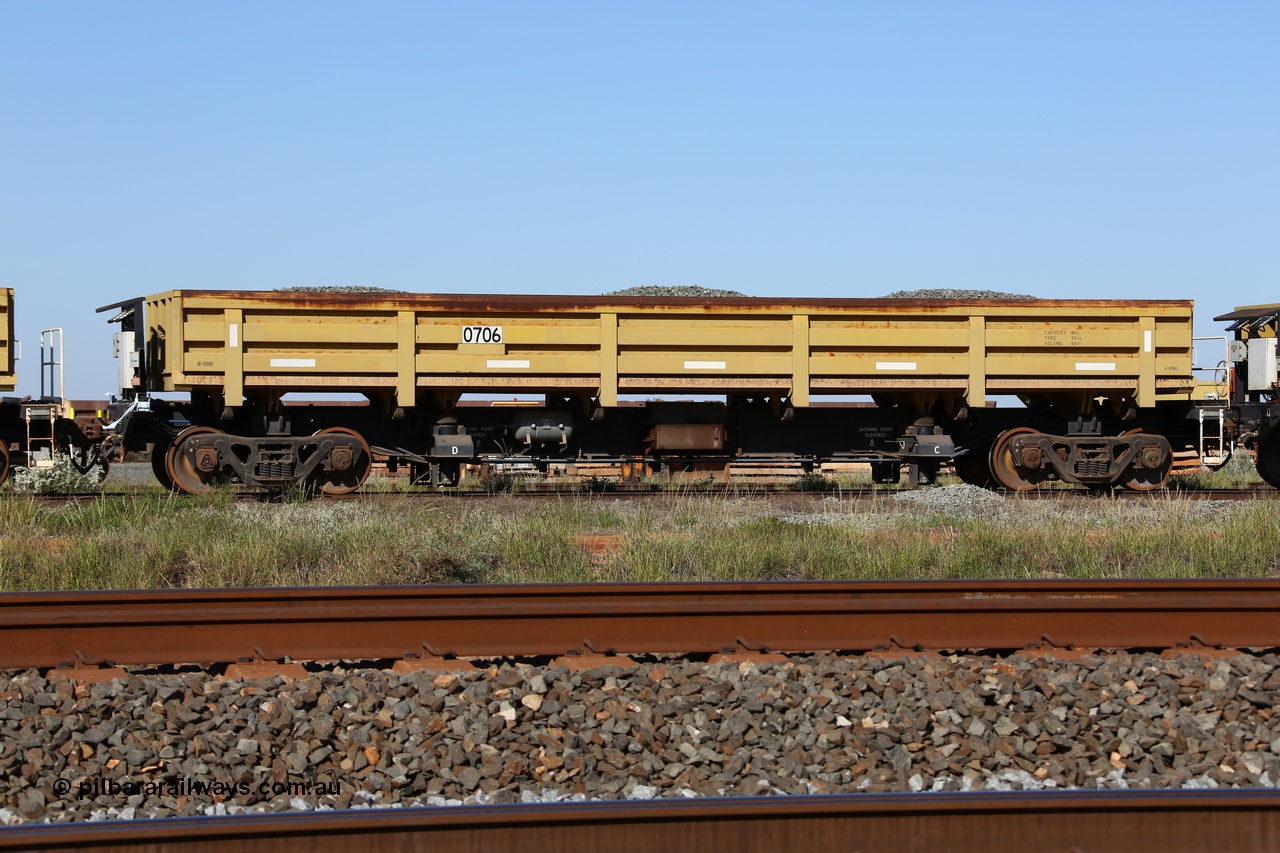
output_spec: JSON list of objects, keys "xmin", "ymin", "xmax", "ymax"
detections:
[
  {"xmin": 270, "ymin": 358, "xmax": 316, "ymax": 368},
  {"xmin": 1075, "ymin": 362, "xmax": 1116, "ymax": 371},
  {"xmin": 684, "ymin": 360, "xmax": 726, "ymax": 370},
  {"xmin": 1144, "ymin": 330, "xmax": 1152, "ymax": 353},
  {"xmin": 229, "ymin": 324, "xmax": 238, "ymax": 348},
  {"xmin": 487, "ymin": 359, "xmax": 531, "ymax": 369},
  {"xmin": 875, "ymin": 361, "xmax": 918, "ymax": 371}
]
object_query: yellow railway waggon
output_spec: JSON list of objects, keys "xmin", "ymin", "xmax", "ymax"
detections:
[
  {"xmin": 0, "ymin": 288, "xmax": 14, "ymax": 394},
  {"xmin": 98, "ymin": 289, "xmax": 1205, "ymax": 494}
]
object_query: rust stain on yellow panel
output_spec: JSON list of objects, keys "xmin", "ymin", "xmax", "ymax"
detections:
[
  {"xmin": 420, "ymin": 376, "xmax": 599, "ymax": 388},
  {"xmin": 987, "ymin": 379, "xmax": 1139, "ymax": 390},
  {"xmin": 245, "ymin": 375, "xmax": 397, "ymax": 387},
  {"xmin": 812, "ymin": 378, "xmax": 969, "ymax": 389},
  {"xmin": 619, "ymin": 377, "xmax": 792, "ymax": 389}
]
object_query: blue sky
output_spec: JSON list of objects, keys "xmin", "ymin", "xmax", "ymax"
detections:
[{"xmin": 2, "ymin": 3, "xmax": 1276, "ymax": 398}]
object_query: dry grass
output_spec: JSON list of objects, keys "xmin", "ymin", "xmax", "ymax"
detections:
[{"xmin": 1, "ymin": 486, "xmax": 1278, "ymax": 591}]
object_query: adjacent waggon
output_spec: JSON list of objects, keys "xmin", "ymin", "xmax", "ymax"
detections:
[
  {"xmin": 0, "ymin": 288, "xmax": 107, "ymax": 484},
  {"xmin": 91, "ymin": 289, "xmax": 1225, "ymax": 494},
  {"xmin": 0, "ymin": 288, "xmax": 15, "ymax": 482}
]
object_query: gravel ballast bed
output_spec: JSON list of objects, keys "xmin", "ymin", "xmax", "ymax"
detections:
[{"xmin": 3, "ymin": 651, "xmax": 1280, "ymax": 824}]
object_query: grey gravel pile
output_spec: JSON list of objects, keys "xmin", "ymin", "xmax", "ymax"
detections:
[
  {"xmin": 3, "ymin": 651, "xmax": 1279, "ymax": 824},
  {"xmin": 882, "ymin": 289, "xmax": 1038, "ymax": 300},
  {"xmin": 604, "ymin": 286, "xmax": 748, "ymax": 298},
  {"xmin": 765, "ymin": 486, "xmax": 1242, "ymax": 529},
  {"xmin": 890, "ymin": 484, "xmax": 1006, "ymax": 512}
]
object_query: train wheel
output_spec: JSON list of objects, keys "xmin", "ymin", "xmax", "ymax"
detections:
[
  {"xmin": 166, "ymin": 427, "xmax": 225, "ymax": 495},
  {"xmin": 310, "ymin": 428, "xmax": 372, "ymax": 496},
  {"xmin": 1256, "ymin": 438, "xmax": 1280, "ymax": 489},
  {"xmin": 951, "ymin": 446, "xmax": 993, "ymax": 488},
  {"xmin": 0, "ymin": 442, "xmax": 9, "ymax": 485},
  {"xmin": 989, "ymin": 428, "xmax": 1049, "ymax": 491},
  {"xmin": 1119, "ymin": 429, "xmax": 1171, "ymax": 492}
]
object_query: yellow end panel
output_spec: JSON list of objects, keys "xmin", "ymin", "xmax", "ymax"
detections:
[
  {"xmin": 140, "ymin": 292, "xmax": 180, "ymax": 392},
  {"xmin": 0, "ymin": 288, "xmax": 14, "ymax": 391}
]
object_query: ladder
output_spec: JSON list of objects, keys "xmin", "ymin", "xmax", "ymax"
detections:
[
  {"xmin": 25, "ymin": 329, "xmax": 65, "ymax": 469},
  {"xmin": 1198, "ymin": 406, "xmax": 1230, "ymax": 468}
]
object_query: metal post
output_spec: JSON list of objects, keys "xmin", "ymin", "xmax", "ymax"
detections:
[{"xmin": 40, "ymin": 328, "xmax": 64, "ymax": 401}]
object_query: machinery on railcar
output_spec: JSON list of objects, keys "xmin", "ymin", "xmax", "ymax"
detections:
[
  {"xmin": 94, "ymin": 289, "xmax": 1222, "ymax": 495},
  {"xmin": 1209, "ymin": 303, "xmax": 1280, "ymax": 488}
]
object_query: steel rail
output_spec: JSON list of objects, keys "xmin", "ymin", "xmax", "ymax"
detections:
[
  {"xmin": 3, "ymin": 580, "xmax": 1280, "ymax": 669},
  {"xmin": 20, "ymin": 485, "xmax": 1280, "ymax": 503},
  {"xmin": 0, "ymin": 791, "xmax": 1277, "ymax": 853}
]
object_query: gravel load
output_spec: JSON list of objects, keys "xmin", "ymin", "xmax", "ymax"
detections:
[
  {"xmin": 882, "ymin": 289, "xmax": 1038, "ymax": 300},
  {"xmin": 274, "ymin": 286, "xmax": 407, "ymax": 293},
  {"xmin": 604, "ymin": 286, "xmax": 748, "ymax": 298},
  {"xmin": 3, "ymin": 651, "xmax": 1279, "ymax": 824}
]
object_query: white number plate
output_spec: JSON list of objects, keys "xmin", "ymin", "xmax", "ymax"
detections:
[{"xmin": 461, "ymin": 325, "xmax": 503, "ymax": 344}]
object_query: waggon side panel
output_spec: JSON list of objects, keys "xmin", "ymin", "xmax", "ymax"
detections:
[{"xmin": 146, "ymin": 291, "xmax": 1195, "ymax": 407}]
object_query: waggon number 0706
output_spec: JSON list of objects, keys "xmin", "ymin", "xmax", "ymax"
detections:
[{"xmin": 461, "ymin": 325, "xmax": 503, "ymax": 344}]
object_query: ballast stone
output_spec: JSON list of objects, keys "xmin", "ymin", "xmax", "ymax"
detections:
[{"xmin": 3, "ymin": 651, "xmax": 1280, "ymax": 823}]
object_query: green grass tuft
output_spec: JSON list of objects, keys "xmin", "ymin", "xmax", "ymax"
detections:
[{"xmin": 1, "ymin": 488, "xmax": 1277, "ymax": 591}]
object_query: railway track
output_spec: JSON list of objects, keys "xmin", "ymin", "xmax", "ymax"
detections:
[
  {"xmin": 5, "ymin": 581, "xmax": 1280, "ymax": 850},
  {"xmin": 3, "ymin": 791, "xmax": 1278, "ymax": 852},
  {"xmin": 6, "ymin": 580, "xmax": 1280, "ymax": 669},
  {"xmin": 13, "ymin": 483, "xmax": 1279, "ymax": 507}
]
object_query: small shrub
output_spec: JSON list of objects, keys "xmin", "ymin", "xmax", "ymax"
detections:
[
  {"xmin": 11, "ymin": 456, "xmax": 107, "ymax": 494},
  {"xmin": 482, "ymin": 473, "xmax": 523, "ymax": 494},
  {"xmin": 792, "ymin": 473, "xmax": 836, "ymax": 492},
  {"xmin": 580, "ymin": 475, "xmax": 616, "ymax": 493}
]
